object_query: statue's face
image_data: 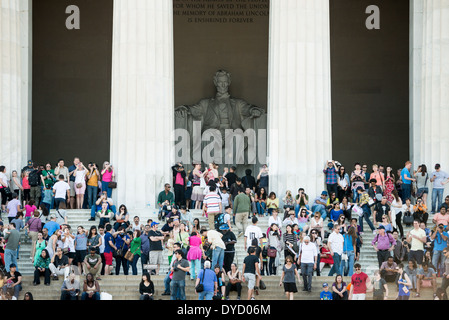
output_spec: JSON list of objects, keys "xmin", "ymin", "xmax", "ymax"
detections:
[{"xmin": 214, "ymin": 75, "xmax": 230, "ymax": 94}]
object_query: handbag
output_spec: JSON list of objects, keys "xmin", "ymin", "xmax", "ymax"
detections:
[
  {"xmin": 4, "ymin": 187, "xmax": 12, "ymax": 196},
  {"xmin": 76, "ymin": 183, "xmax": 83, "ymax": 188},
  {"xmin": 124, "ymin": 250, "xmax": 134, "ymax": 262},
  {"xmin": 195, "ymin": 267, "xmax": 207, "ymax": 292},
  {"xmin": 267, "ymin": 247, "xmax": 277, "ymax": 258},
  {"xmin": 259, "ymin": 279, "xmax": 267, "ymax": 290},
  {"xmin": 108, "ymin": 181, "xmax": 117, "ymax": 189}
]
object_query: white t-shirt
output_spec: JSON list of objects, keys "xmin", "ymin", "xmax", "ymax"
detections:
[
  {"xmin": 328, "ymin": 231, "xmax": 344, "ymax": 255},
  {"xmin": 99, "ymin": 234, "xmax": 105, "ymax": 254},
  {"xmin": 221, "ymin": 193, "xmax": 230, "ymax": 207},
  {"xmin": 0, "ymin": 172, "xmax": 8, "ymax": 187},
  {"xmin": 53, "ymin": 181, "xmax": 70, "ymax": 199},
  {"xmin": 268, "ymin": 216, "xmax": 283, "ymax": 228},
  {"xmin": 300, "ymin": 242, "xmax": 318, "ymax": 264},
  {"xmin": 74, "ymin": 169, "xmax": 87, "ymax": 184},
  {"xmin": 391, "ymin": 199, "xmax": 403, "ymax": 216},
  {"xmin": 245, "ymin": 225, "xmax": 263, "ymax": 248},
  {"xmin": 409, "ymin": 228, "xmax": 426, "ymax": 251}
]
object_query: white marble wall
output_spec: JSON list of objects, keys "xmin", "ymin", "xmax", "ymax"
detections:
[
  {"xmin": 0, "ymin": 0, "xmax": 31, "ymax": 174},
  {"xmin": 411, "ymin": 0, "xmax": 449, "ymax": 200},
  {"xmin": 267, "ymin": 0, "xmax": 332, "ymax": 199},
  {"xmin": 110, "ymin": 0, "xmax": 175, "ymax": 210}
]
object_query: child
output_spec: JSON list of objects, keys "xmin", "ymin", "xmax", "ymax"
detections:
[
  {"xmin": 41, "ymin": 184, "xmax": 53, "ymax": 211},
  {"xmin": 221, "ymin": 188, "xmax": 230, "ymax": 213},
  {"xmin": 372, "ymin": 269, "xmax": 388, "ymax": 300},
  {"xmin": 22, "ymin": 171, "xmax": 31, "ymax": 207},
  {"xmin": 298, "ymin": 209, "xmax": 309, "ymax": 233},
  {"xmin": 260, "ymin": 233, "xmax": 269, "ymax": 276},
  {"xmin": 223, "ymin": 206, "xmax": 232, "ymax": 231},
  {"xmin": 320, "ymin": 283, "xmax": 333, "ymax": 300},
  {"xmin": 166, "ymin": 231, "xmax": 175, "ymax": 265},
  {"xmin": 24, "ymin": 200, "xmax": 37, "ymax": 225}
]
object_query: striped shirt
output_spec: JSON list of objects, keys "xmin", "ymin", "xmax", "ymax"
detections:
[{"xmin": 203, "ymin": 192, "xmax": 222, "ymax": 214}]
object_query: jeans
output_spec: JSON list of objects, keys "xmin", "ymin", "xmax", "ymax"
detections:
[
  {"xmin": 301, "ymin": 263, "xmax": 314, "ymax": 290},
  {"xmin": 102, "ymin": 181, "xmax": 112, "ymax": 198},
  {"xmin": 190, "ymin": 259, "xmax": 201, "ymax": 279},
  {"xmin": 340, "ymin": 251, "xmax": 355, "ymax": 276},
  {"xmin": 131, "ymin": 254, "xmax": 140, "ymax": 275},
  {"xmin": 328, "ymin": 253, "xmax": 341, "ymax": 276},
  {"xmin": 376, "ymin": 250, "xmax": 391, "ymax": 268},
  {"xmin": 81, "ymin": 292, "xmax": 100, "ymax": 300},
  {"xmin": 432, "ymin": 250, "xmax": 446, "ymax": 273},
  {"xmin": 256, "ymin": 202, "xmax": 266, "ymax": 216},
  {"xmin": 164, "ymin": 273, "xmax": 172, "ymax": 293},
  {"xmin": 87, "ymin": 185, "xmax": 98, "ymax": 208},
  {"xmin": 198, "ymin": 291, "xmax": 214, "ymax": 300},
  {"xmin": 170, "ymin": 280, "xmax": 186, "ymax": 300},
  {"xmin": 402, "ymin": 184, "xmax": 411, "ymax": 202},
  {"xmin": 115, "ymin": 255, "xmax": 129, "ymax": 275},
  {"xmin": 54, "ymin": 198, "xmax": 66, "ymax": 210},
  {"xmin": 4, "ymin": 249, "xmax": 17, "ymax": 272},
  {"xmin": 3, "ymin": 283, "xmax": 22, "ymax": 299},
  {"xmin": 359, "ymin": 205, "xmax": 375, "ymax": 232},
  {"xmin": 212, "ymin": 247, "xmax": 225, "ymax": 270},
  {"xmin": 312, "ymin": 204, "xmax": 327, "ymax": 220},
  {"xmin": 432, "ymin": 188, "xmax": 444, "ymax": 213}
]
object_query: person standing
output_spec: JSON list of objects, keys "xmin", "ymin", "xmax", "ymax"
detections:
[
  {"xmin": 397, "ymin": 263, "xmax": 413, "ymax": 300},
  {"xmin": 244, "ymin": 216, "xmax": 263, "ymax": 252},
  {"xmin": 323, "ymin": 160, "xmax": 339, "ymax": 197},
  {"xmin": 206, "ymin": 229, "xmax": 226, "ymax": 271},
  {"xmin": 327, "ymin": 225, "xmax": 344, "ymax": 277},
  {"xmin": 195, "ymin": 260, "xmax": 218, "ymax": 300},
  {"xmin": 170, "ymin": 249, "xmax": 190, "ymax": 300},
  {"xmin": 221, "ymin": 224, "xmax": 237, "ymax": 273},
  {"xmin": 349, "ymin": 263, "xmax": 371, "ymax": 300},
  {"xmin": 430, "ymin": 164, "xmax": 449, "ymax": 214},
  {"xmin": 172, "ymin": 163, "xmax": 187, "ymax": 207},
  {"xmin": 400, "ymin": 161, "xmax": 415, "ymax": 202},
  {"xmin": 202, "ymin": 185, "xmax": 222, "ymax": 231},
  {"xmin": 233, "ymin": 189, "xmax": 251, "ymax": 237},
  {"xmin": 298, "ymin": 236, "xmax": 317, "ymax": 292},
  {"xmin": 4, "ymin": 222, "xmax": 20, "ymax": 272},
  {"xmin": 279, "ymin": 255, "xmax": 301, "ymax": 300},
  {"xmin": 371, "ymin": 225, "xmax": 396, "ymax": 268},
  {"xmin": 148, "ymin": 222, "xmax": 164, "ymax": 275},
  {"xmin": 406, "ymin": 220, "xmax": 427, "ymax": 268},
  {"xmin": 242, "ymin": 246, "xmax": 261, "ymax": 300}
]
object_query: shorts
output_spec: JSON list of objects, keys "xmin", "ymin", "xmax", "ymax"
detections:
[
  {"xmin": 244, "ymin": 273, "xmax": 256, "ymax": 290},
  {"xmin": 65, "ymin": 252, "xmax": 75, "ymax": 260},
  {"xmin": 283, "ymin": 282, "xmax": 298, "ymax": 293},
  {"xmin": 75, "ymin": 249, "xmax": 87, "ymax": 264},
  {"xmin": 409, "ymin": 250, "xmax": 424, "ymax": 265},
  {"xmin": 150, "ymin": 251, "xmax": 163, "ymax": 265},
  {"xmin": 69, "ymin": 181, "xmax": 76, "ymax": 197},
  {"xmin": 104, "ymin": 252, "xmax": 113, "ymax": 266}
]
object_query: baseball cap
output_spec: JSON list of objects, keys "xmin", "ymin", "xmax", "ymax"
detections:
[
  {"xmin": 322, "ymin": 283, "xmax": 328, "ymax": 287},
  {"xmin": 150, "ymin": 222, "xmax": 160, "ymax": 228},
  {"xmin": 377, "ymin": 225, "xmax": 385, "ymax": 230},
  {"xmin": 219, "ymin": 224, "xmax": 229, "ymax": 231},
  {"xmin": 10, "ymin": 263, "xmax": 17, "ymax": 269}
]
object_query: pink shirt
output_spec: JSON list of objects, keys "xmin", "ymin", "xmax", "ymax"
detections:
[
  {"xmin": 434, "ymin": 212, "xmax": 449, "ymax": 226},
  {"xmin": 25, "ymin": 204, "xmax": 37, "ymax": 217},
  {"xmin": 175, "ymin": 172, "xmax": 184, "ymax": 185},
  {"xmin": 102, "ymin": 170, "xmax": 114, "ymax": 182},
  {"xmin": 22, "ymin": 177, "xmax": 30, "ymax": 189}
]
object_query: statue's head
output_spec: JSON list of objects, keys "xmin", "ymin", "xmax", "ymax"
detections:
[{"xmin": 213, "ymin": 70, "xmax": 231, "ymax": 94}]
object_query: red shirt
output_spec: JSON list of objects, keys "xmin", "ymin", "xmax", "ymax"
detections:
[{"xmin": 351, "ymin": 272, "xmax": 368, "ymax": 294}]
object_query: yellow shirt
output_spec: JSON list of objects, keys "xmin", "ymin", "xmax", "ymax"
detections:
[{"xmin": 87, "ymin": 170, "xmax": 99, "ymax": 187}]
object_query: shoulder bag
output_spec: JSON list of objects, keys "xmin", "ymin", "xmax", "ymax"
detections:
[{"xmin": 195, "ymin": 268, "xmax": 207, "ymax": 292}]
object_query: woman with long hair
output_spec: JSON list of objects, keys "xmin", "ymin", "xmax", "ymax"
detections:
[
  {"xmin": 139, "ymin": 272, "xmax": 154, "ymax": 300},
  {"xmin": 279, "ymin": 255, "xmax": 301, "ymax": 300},
  {"xmin": 341, "ymin": 226, "xmax": 357, "ymax": 277},
  {"xmin": 33, "ymin": 248, "xmax": 51, "ymax": 286},
  {"xmin": 255, "ymin": 187, "xmax": 267, "ymax": 217},
  {"xmin": 114, "ymin": 204, "xmax": 130, "ymax": 231},
  {"xmin": 414, "ymin": 164, "xmax": 429, "ymax": 205},
  {"xmin": 309, "ymin": 229, "xmax": 322, "ymax": 276},
  {"xmin": 87, "ymin": 225, "xmax": 102, "ymax": 254},
  {"xmin": 383, "ymin": 166, "xmax": 396, "ymax": 204},
  {"xmin": 332, "ymin": 274, "xmax": 348, "ymax": 300},
  {"xmin": 73, "ymin": 162, "xmax": 88, "ymax": 209},
  {"xmin": 267, "ymin": 223, "xmax": 282, "ymax": 275},
  {"xmin": 81, "ymin": 273, "xmax": 100, "ymax": 300},
  {"xmin": 187, "ymin": 231, "xmax": 203, "ymax": 280},
  {"xmin": 397, "ymin": 263, "xmax": 412, "ymax": 300},
  {"xmin": 266, "ymin": 192, "xmax": 279, "ymax": 216},
  {"xmin": 191, "ymin": 164, "xmax": 206, "ymax": 210},
  {"xmin": 283, "ymin": 225, "xmax": 298, "ymax": 263},
  {"xmin": 391, "ymin": 189, "xmax": 404, "ymax": 238},
  {"xmin": 101, "ymin": 161, "xmax": 115, "ymax": 198},
  {"xmin": 337, "ymin": 165, "xmax": 351, "ymax": 201}
]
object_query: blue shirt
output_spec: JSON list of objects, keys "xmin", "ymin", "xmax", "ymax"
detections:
[
  {"xmin": 75, "ymin": 233, "xmax": 88, "ymax": 250},
  {"xmin": 433, "ymin": 231, "xmax": 449, "ymax": 251},
  {"xmin": 401, "ymin": 168, "xmax": 412, "ymax": 185},
  {"xmin": 197, "ymin": 268, "xmax": 217, "ymax": 292},
  {"xmin": 104, "ymin": 232, "xmax": 114, "ymax": 254},
  {"xmin": 115, "ymin": 234, "xmax": 130, "ymax": 251},
  {"xmin": 320, "ymin": 290, "xmax": 333, "ymax": 300},
  {"xmin": 43, "ymin": 221, "xmax": 60, "ymax": 237},
  {"xmin": 330, "ymin": 209, "xmax": 343, "ymax": 222},
  {"xmin": 343, "ymin": 234, "xmax": 354, "ymax": 252}
]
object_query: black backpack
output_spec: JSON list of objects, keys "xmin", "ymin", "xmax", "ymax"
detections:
[{"xmin": 28, "ymin": 170, "xmax": 40, "ymax": 186}]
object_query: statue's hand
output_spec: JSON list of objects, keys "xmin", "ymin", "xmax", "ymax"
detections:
[
  {"xmin": 250, "ymin": 108, "xmax": 263, "ymax": 118},
  {"xmin": 175, "ymin": 105, "xmax": 190, "ymax": 118}
]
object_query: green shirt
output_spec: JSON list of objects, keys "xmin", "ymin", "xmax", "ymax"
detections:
[
  {"xmin": 130, "ymin": 237, "xmax": 141, "ymax": 256},
  {"xmin": 35, "ymin": 256, "xmax": 50, "ymax": 269},
  {"xmin": 42, "ymin": 169, "xmax": 56, "ymax": 187},
  {"xmin": 233, "ymin": 193, "xmax": 251, "ymax": 214},
  {"xmin": 157, "ymin": 190, "xmax": 175, "ymax": 206}
]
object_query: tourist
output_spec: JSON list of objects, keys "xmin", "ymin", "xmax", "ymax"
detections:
[
  {"xmin": 337, "ymin": 165, "xmax": 351, "ymax": 202},
  {"xmin": 21, "ymin": 171, "xmax": 31, "ymax": 207},
  {"xmin": 356, "ymin": 187, "xmax": 376, "ymax": 234},
  {"xmin": 323, "ymin": 160, "xmax": 339, "ymax": 196},
  {"xmin": 430, "ymin": 164, "xmax": 449, "ymax": 214},
  {"xmin": 52, "ymin": 175, "xmax": 70, "ymax": 210},
  {"xmin": 86, "ymin": 162, "xmax": 100, "ymax": 208},
  {"xmin": 401, "ymin": 161, "xmax": 415, "ymax": 202},
  {"xmin": 225, "ymin": 263, "xmax": 242, "ymax": 300},
  {"xmin": 113, "ymin": 226, "xmax": 131, "ymax": 275},
  {"xmin": 81, "ymin": 273, "xmax": 101, "ymax": 300},
  {"xmin": 103, "ymin": 224, "xmax": 116, "ymax": 276},
  {"xmin": 416, "ymin": 262, "xmax": 437, "ymax": 298},
  {"xmin": 187, "ymin": 231, "xmax": 203, "ymax": 280},
  {"xmin": 74, "ymin": 225, "xmax": 88, "ymax": 273},
  {"xmin": 114, "ymin": 204, "xmax": 130, "ymax": 231},
  {"xmin": 3, "ymin": 264, "xmax": 22, "ymax": 299},
  {"xmin": 244, "ymin": 216, "xmax": 263, "ymax": 251},
  {"xmin": 157, "ymin": 183, "xmax": 175, "ymax": 220},
  {"xmin": 61, "ymin": 225, "xmax": 75, "ymax": 266},
  {"xmin": 255, "ymin": 187, "xmax": 267, "ymax": 216},
  {"xmin": 214, "ymin": 264, "xmax": 226, "ymax": 299},
  {"xmin": 373, "ymin": 196, "xmax": 392, "ymax": 228},
  {"xmin": 242, "ymin": 246, "xmax": 261, "ymax": 300},
  {"xmin": 100, "ymin": 161, "xmax": 115, "ymax": 198},
  {"xmin": 414, "ymin": 164, "xmax": 429, "ymax": 204},
  {"xmin": 267, "ymin": 223, "xmax": 282, "ymax": 275},
  {"xmin": 299, "ymin": 235, "xmax": 317, "ymax": 292},
  {"xmin": 370, "ymin": 164, "xmax": 385, "ymax": 191},
  {"xmin": 3, "ymin": 222, "xmax": 20, "ymax": 272},
  {"xmin": 241, "ymin": 168, "xmax": 257, "ymax": 192},
  {"xmin": 279, "ymin": 255, "xmax": 301, "ymax": 300},
  {"xmin": 372, "ymin": 269, "xmax": 389, "ymax": 300},
  {"xmin": 83, "ymin": 246, "xmax": 103, "ymax": 280},
  {"xmin": 268, "ymin": 208, "xmax": 283, "ymax": 230},
  {"xmin": 148, "ymin": 221, "xmax": 164, "ymax": 275},
  {"xmin": 413, "ymin": 197, "xmax": 428, "ymax": 224},
  {"xmin": 66, "ymin": 158, "xmax": 80, "ymax": 209},
  {"xmin": 332, "ymin": 274, "xmax": 348, "ymax": 300},
  {"xmin": 266, "ymin": 192, "xmax": 279, "ymax": 216},
  {"xmin": 351, "ymin": 163, "xmax": 366, "ymax": 202},
  {"xmin": 221, "ymin": 224, "xmax": 237, "ymax": 273},
  {"xmin": 33, "ymin": 248, "xmax": 51, "ymax": 286},
  {"xmin": 87, "ymin": 225, "xmax": 102, "ymax": 254},
  {"xmin": 206, "ymin": 228, "xmax": 226, "ymax": 270},
  {"xmin": 349, "ymin": 263, "xmax": 371, "ymax": 300},
  {"xmin": 233, "ymin": 189, "xmax": 251, "ymax": 237},
  {"xmin": 406, "ymin": 220, "xmax": 426, "ymax": 267},
  {"xmin": 170, "ymin": 249, "xmax": 190, "ymax": 300},
  {"xmin": 341, "ymin": 226, "xmax": 357, "ymax": 277},
  {"xmin": 203, "ymin": 184, "xmax": 222, "ymax": 230},
  {"xmin": 60, "ymin": 273, "xmax": 80, "ymax": 300},
  {"xmin": 379, "ymin": 256, "xmax": 399, "ymax": 283},
  {"xmin": 6, "ymin": 193, "xmax": 23, "ymax": 224},
  {"xmin": 139, "ymin": 272, "xmax": 154, "ymax": 300},
  {"xmin": 73, "ymin": 162, "xmax": 88, "ymax": 209},
  {"xmin": 328, "ymin": 225, "xmax": 344, "ymax": 277},
  {"xmin": 372, "ymin": 225, "xmax": 396, "ymax": 268},
  {"xmin": 172, "ymin": 163, "xmax": 187, "ymax": 207},
  {"xmin": 49, "ymin": 246, "xmax": 70, "ymax": 281},
  {"xmin": 195, "ymin": 260, "xmax": 217, "ymax": 300},
  {"xmin": 320, "ymin": 283, "xmax": 333, "ymax": 300},
  {"xmin": 397, "ymin": 263, "xmax": 413, "ymax": 300},
  {"xmin": 295, "ymin": 188, "xmax": 309, "ymax": 216},
  {"xmin": 45, "ymin": 229, "xmax": 62, "ymax": 259}
]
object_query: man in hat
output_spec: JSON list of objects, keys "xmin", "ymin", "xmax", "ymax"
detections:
[
  {"xmin": 312, "ymin": 191, "xmax": 329, "ymax": 220},
  {"xmin": 148, "ymin": 221, "xmax": 164, "ymax": 275},
  {"xmin": 320, "ymin": 282, "xmax": 333, "ymax": 300},
  {"xmin": 21, "ymin": 160, "xmax": 34, "ymax": 176},
  {"xmin": 43, "ymin": 214, "xmax": 60, "ymax": 237},
  {"xmin": 372, "ymin": 225, "xmax": 396, "ymax": 268}
]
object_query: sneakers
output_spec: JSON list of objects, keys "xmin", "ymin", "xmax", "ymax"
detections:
[
  {"xmin": 88, "ymin": 218, "xmax": 95, "ymax": 221},
  {"xmin": 250, "ymin": 297, "xmax": 256, "ymax": 300},
  {"xmin": 52, "ymin": 274, "xmax": 59, "ymax": 281},
  {"xmin": 161, "ymin": 292, "xmax": 170, "ymax": 296}
]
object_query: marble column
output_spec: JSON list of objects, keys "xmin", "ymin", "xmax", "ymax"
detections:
[
  {"xmin": 110, "ymin": 0, "xmax": 175, "ymax": 210},
  {"xmin": 0, "ymin": 0, "xmax": 32, "ymax": 174},
  {"xmin": 412, "ymin": 0, "xmax": 449, "ymax": 199},
  {"xmin": 267, "ymin": 0, "xmax": 332, "ymax": 199}
]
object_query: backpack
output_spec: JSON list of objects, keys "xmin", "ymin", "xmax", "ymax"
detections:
[
  {"xmin": 214, "ymin": 213, "xmax": 226, "ymax": 231},
  {"xmin": 28, "ymin": 170, "xmax": 40, "ymax": 186}
]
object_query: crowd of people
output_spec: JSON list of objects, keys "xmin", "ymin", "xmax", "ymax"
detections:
[{"xmin": 0, "ymin": 157, "xmax": 449, "ymax": 300}]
